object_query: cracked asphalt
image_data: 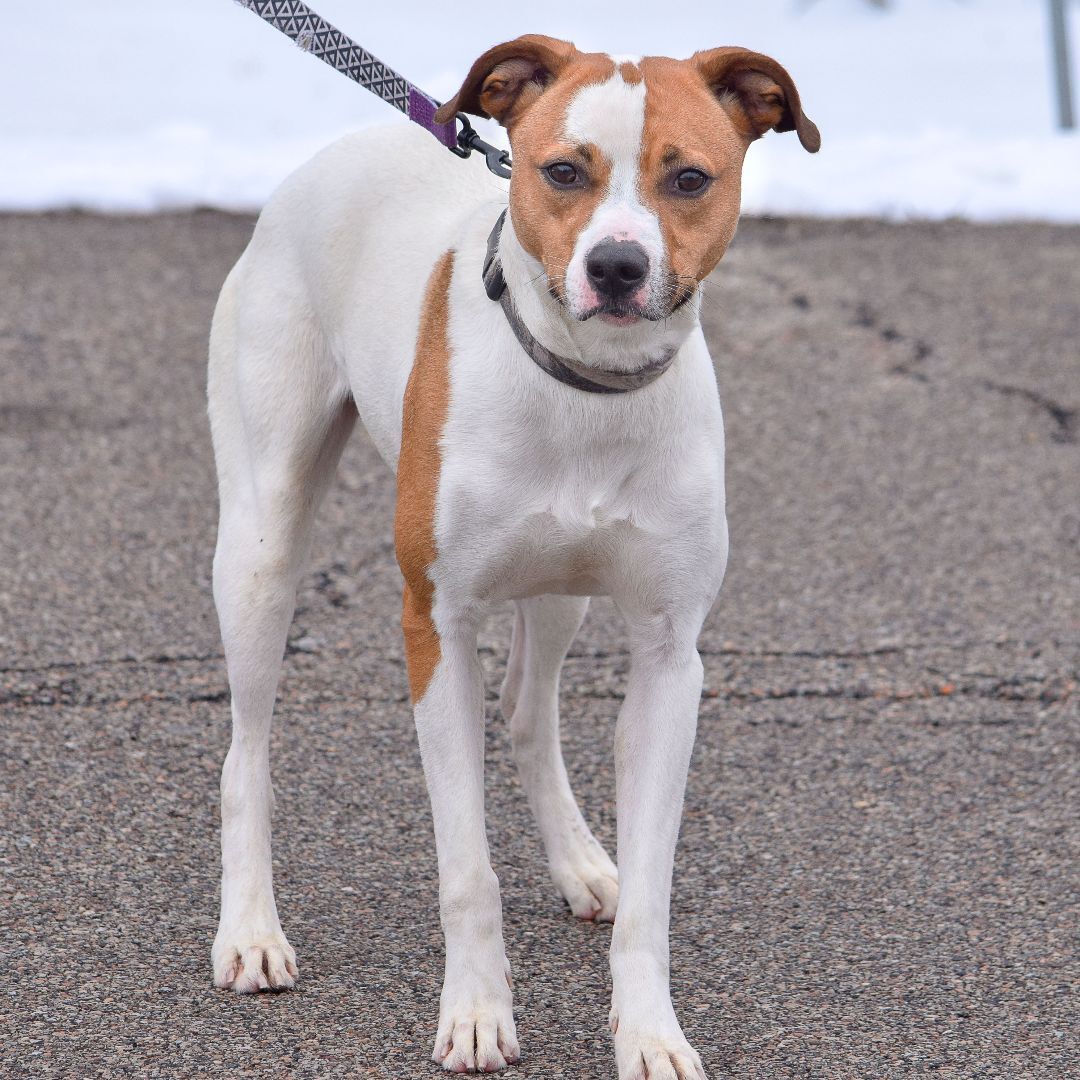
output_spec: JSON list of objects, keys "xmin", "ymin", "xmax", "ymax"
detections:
[{"xmin": 1, "ymin": 211, "xmax": 1078, "ymax": 1079}]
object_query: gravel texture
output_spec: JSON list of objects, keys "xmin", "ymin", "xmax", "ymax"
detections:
[{"xmin": 1, "ymin": 211, "xmax": 1077, "ymax": 1078}]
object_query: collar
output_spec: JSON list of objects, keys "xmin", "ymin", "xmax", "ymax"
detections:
[{"xmin": 483, "ymin": 210, "xmax": 677, "ymax": 395}]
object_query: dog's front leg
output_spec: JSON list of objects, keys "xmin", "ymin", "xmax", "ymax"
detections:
[
  {"xmin": 608, "ymin": 627, "xmax": 708, "ymax": 1080},
  {"xmin": 410, "ymin": 620, "xmax": 519, "ymax": 1073}
]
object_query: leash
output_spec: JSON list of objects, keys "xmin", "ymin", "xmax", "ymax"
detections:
[
  {"xmin": 235, "ymin": 0, "xmax": 512, "ymax": 177},
  {"xmin": 482, "ymin": 212, "xmax": 678, "ymax": 394}
]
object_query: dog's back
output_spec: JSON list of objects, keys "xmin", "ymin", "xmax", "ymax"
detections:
[{"xmin": 210, "ymin": 123, "xmax": 507, "ymax": 468}]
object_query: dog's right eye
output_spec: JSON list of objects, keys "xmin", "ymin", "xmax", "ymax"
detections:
[{"xmin": 545, "ymin": 162, "xmax": 580, "ymax": 187}]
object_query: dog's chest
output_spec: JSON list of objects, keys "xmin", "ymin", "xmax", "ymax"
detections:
[
  {"xmin": 432, "ymin": 424, "xmax": 722, "ymax": 605},
  {"xmin": 419, "ymin": 318, "xmax": 728, "ymax": 609},
  {"xmin": 439, "ymin": 473, "xmax": 646, "ymax": 600},
  {"xmin": 493, "ymin": 487, "xmax": 639, "ymax": 599}
]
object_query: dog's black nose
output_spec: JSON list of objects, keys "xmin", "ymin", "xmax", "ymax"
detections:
[{"xmin": 585, "ymin": 240, "xmax": 650, "ymax": 298}]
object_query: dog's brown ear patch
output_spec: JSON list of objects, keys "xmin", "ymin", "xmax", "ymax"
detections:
[
  {"xmin": 434, "ymin": 35, "xmax": 575, "ymax": 128},
  {"xmin": 691, "ymin": 47, "xmax": 820, "ymax": 152}
]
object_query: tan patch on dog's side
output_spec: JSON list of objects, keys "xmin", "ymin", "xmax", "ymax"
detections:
[
  {"xmin": 638, "ymin": 56, "xmax": 747, "ymax": 294},
  {"xmin": 395, "ymin": 251, "xmax": 455, "ymax": 704}
]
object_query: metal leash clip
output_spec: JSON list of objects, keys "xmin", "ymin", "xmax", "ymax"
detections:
[{"xmin": 451, "ymin": 114, "xmax": 513, "ymax": 178}]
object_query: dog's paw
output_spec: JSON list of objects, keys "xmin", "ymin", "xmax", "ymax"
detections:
[
  {"xmin": 610, "ymin": 1010, "xmax": 707, "ymax": 1080},
  {"xmin": 550, "ymin": 831, "xmax": 619, "ymax": 922},
  {"xmin": 212, "ymin": 926, "xmax": 298, "ymax": 993},
  {"xmin": 433, "ymin": 978, "xmax": 519, "ymax": 1073},
  {"xmin": 613, "ymin": 1034, "xmax": 707, "ymax": 1080}
]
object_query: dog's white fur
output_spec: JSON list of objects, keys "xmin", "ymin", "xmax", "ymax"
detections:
[{"xmin": 209, "ymin": 83, "xmax": 729, "ymax": 1078}]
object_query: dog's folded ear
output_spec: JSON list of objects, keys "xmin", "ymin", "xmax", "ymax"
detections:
[
  {"xmin": 691, "ymin": 47, "xmax": 820, "ymax": 153},
  {"xmin": 433, "ymin": 35, "xmax": 575, "ymax": 128}
]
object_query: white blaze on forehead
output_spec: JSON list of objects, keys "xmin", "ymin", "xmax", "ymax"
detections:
[
  {"xmin": 562, "ymin": 71, "xmax": 665, "ymax": 315},
  {"xmin": 564, "ymin": 72, "xmax": 646, "ymax": 203}
]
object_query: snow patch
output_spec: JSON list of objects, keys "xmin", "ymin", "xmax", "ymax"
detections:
[{"xmin": 1, "ymin": 0, "xmax": 1078, "ymax": 220}]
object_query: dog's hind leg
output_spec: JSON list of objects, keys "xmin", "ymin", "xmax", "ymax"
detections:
[
  {"xmin": 208, "ymin": 269, "xmax": 355, "ymax": 993},
  {"xmin": 501, "ymin": 595, "xmax": 619, "ymax": 922}
]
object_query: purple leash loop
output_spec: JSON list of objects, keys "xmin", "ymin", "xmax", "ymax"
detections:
[{"xmin": 235, "ymin": 0, "xmax": 511, "ymax": 177}]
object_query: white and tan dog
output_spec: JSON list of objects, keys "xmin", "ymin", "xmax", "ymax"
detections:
[{"xmin": 207, "ymin": 35, "xmax": 818, "ymax": 1078}]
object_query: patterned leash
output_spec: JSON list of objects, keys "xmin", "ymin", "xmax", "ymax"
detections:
[{"xmin": 235, "ymin": 0, "xmax": 511, "ymax": 177}]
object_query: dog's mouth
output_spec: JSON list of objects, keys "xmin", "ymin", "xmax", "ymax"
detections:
[
  {"xmin": 547, "ymin": 280, "xmax": 650, "ymax": 323},
  {"xmin": 549, "ymin": 279, "xmax": 697, "ymax": 325},
  {"xmin": 598, "ymin": 312, "xmax": 642, "ymax": 327},
  {"xmin": 577, "ymin": 300, "xmax": 654, "ymax": 325}
]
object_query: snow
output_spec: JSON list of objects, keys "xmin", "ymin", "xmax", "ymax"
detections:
[{"xmin": 2, "ymin": 0, "xmax": 1078, "ymax": 220}]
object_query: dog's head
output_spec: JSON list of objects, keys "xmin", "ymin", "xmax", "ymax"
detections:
[{"xmin": 436, "ymin": 37, "xmax": 818, "ymax": 336}]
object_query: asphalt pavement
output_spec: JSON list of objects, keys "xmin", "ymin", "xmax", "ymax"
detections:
[{"xmin": 1, "ymin": 210, "xmax": 1077, "ymax": 1078}]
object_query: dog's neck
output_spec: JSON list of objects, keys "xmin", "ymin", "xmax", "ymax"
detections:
[{"xmin": 496, "ymin": 210, "xmax": 700, "ymax": 374}]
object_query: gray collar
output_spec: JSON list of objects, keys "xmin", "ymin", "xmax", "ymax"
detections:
[{"xmin": 483, "ymin": 210, "xmax": 677, "ymax": 395}]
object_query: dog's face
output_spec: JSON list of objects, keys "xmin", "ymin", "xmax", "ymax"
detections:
[{"xmin": 436, "ymin": 37, "xmax": 819, "ymax": 327}]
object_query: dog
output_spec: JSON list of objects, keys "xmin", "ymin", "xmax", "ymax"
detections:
[{"xmin": 207, "ymin": 34, "xmax": 818, "ymax": 1078}]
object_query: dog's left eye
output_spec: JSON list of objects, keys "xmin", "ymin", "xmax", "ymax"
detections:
[
  {"xmin": 545, "ymin": 162, "xmax": 580, "ymax": 187},
  {"xmin": 674, "ymin": 169, "xmax": 710, "ymax": 194}
]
